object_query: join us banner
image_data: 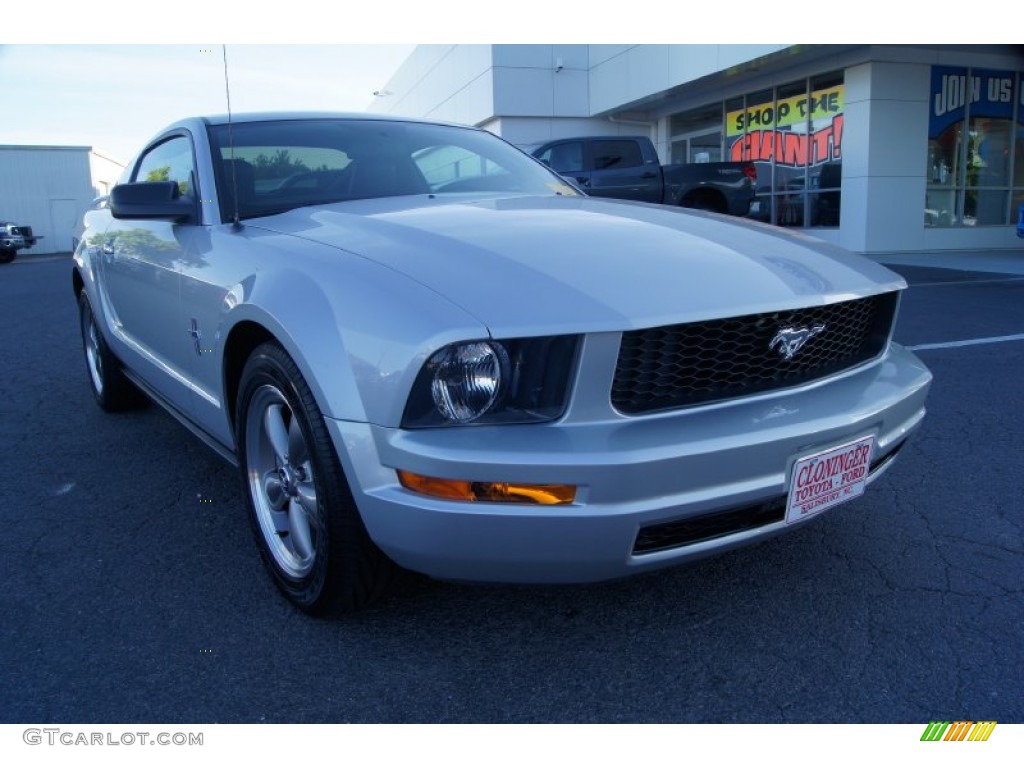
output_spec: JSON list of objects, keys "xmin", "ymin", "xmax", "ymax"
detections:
[{"xmin": 929, "ymin": 66, "xmax": 1018, "ymax": 140}]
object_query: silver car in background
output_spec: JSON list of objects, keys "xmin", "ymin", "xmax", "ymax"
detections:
[{"xmin": 73, "ymin": 113, "xmax": 932, "ymax": 613}]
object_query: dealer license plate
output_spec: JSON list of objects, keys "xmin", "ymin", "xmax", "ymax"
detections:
[{"xmin": 786, "ymin": 435, "xmax": 875, "ymax": 525}]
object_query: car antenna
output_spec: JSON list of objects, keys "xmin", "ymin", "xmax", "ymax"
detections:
[{"xmin": 222, "ymin": 44, "xmax": 241, "ymax": 231}]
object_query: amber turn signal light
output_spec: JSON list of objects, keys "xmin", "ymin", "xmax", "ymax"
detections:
[{"xmin": 397, "ymin": 470, "xmax": 575, "ymax": 505}]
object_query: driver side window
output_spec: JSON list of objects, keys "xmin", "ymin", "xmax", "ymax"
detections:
[{"xmin": 134, "ymin": 136, "xmax": 196, "ymax": 197}]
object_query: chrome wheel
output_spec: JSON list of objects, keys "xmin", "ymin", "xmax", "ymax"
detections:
[
  {"xmin": 84, "ymin": 314, "xmax": 105, "ymax": 395},
  {"xmin": 237, "ymin": 341, "xmax": 401, "ymax": 613},
  {"xmin": 245, "ymin": 384, "xmax": 321, "ymax": 579}
]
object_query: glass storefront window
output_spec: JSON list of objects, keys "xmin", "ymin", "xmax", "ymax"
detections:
[
  {"xmin": 808, "ymin": 72, "xmax": 843, "ymax": 227},
  {"xmin": 734, "ymin": 88, "xmax": 775, "ymax": 222},
  {"xmin": 669, "ymin": 103, "xmax": 724, "ymax": 165},
  {"xmin": 716, "ymin": 74, "xmax": 844, "ymax": 228},
  {"xmin": 689, "ymin": 132, "xmax": 722, "ymax": 163},
  {"xmin": 773, "ymin": 81, "xmax": 807, "ymax": 226},
  {"xmin": 926, "ymin": 67, "xmax": 1020, "ymax": 227}
]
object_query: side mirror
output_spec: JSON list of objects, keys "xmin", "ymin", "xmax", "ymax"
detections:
[{"xmin": 110, "ymin": 181, "xmax": 195, "ymax": 223}]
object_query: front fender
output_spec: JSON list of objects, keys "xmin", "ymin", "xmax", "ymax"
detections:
[{"xmin": 223, "ymin": 238, "xmax": 487, "ymax": 428}]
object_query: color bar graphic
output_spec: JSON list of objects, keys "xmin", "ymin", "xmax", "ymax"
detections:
[{"xmin": 920, "ymin": 721, "xmax": 996, "ymax": 742}]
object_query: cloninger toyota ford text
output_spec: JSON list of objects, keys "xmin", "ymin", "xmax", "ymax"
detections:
[{"xmin": 73, "ymin": 113, "xmax": 932, "ymax": 613}]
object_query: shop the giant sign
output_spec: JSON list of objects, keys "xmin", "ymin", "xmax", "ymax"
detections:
[{"xmin": 727, "ymin": 85, "xmax": 844, "ymax": 167}]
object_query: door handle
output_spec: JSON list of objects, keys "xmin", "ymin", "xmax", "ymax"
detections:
[{"xmin": 640, "ymin": 172, "xmax": 658, "ymax": 179}]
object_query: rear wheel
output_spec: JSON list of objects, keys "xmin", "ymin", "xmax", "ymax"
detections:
[
  {"xmin": 78, "ymin": 291, "xmax": 145, "ymax": 411},
  {"xmin": 683, "ymin": 194, "xmax": 726, "ymax": 214},
  {"xmin": 236, "ymin": 342, "xmax": 399, "ymax": 614},
  {"xmin": 0, "ymin": 249, "xmax": 15, "ymax": 264}
]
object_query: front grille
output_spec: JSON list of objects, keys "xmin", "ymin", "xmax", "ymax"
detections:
[
  {"xmin": 612, "ymin": 292, "xmax": 899, "ymax": 415},
  {"xmin": 12, "ymin": 225, "xmax": 33, "ymax": 238}
]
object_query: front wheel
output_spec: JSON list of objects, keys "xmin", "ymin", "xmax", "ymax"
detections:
[
  {"xmin": 236, "ymin": 342, "xmax": 399, "ymax": 614},
  {"xmin": 0, "ymin": 249, "xmax": 15, "ymax": 264}
]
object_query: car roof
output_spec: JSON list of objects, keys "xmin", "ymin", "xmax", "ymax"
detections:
[{"xmin": 196, "ymin": 112, "xmax": 472, "ymax": 129}]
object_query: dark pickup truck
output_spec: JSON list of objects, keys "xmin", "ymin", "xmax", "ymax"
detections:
[
  {"xmin": 532, "ymin": 135, "xmax": 756, "ymax": 216},
  {"xmin": 0, "ymin": 220, "xmax": 40, "ymax": 263}
]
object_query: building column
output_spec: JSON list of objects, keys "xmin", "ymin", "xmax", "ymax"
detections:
[{"xmin": 840, "ymin": 61, "xmax": 932, "ymax": 254}]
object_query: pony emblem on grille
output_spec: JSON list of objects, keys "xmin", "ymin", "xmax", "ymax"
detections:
[{"xmin": 769, "ymin": 324, "xmax": 826, "ymax": 360}]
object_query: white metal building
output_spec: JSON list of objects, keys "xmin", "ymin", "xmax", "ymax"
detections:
[
  {"xmin": 0, "ymin": 145, "xmax": 125, "ymax": 254},
  {"xmin": 371, "ymin": 44, "xmax": 1024, "ymax": 257}
]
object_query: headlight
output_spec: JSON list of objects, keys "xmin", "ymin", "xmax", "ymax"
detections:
[
  {"xmin": 402, "ymin": 335, "xmax": 580, "ymax": 428},
  {"xmin": 430, "ymin": 341, "xmax": 507, "ymax": 424}
]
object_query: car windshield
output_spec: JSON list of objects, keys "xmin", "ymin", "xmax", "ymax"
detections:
[{"xmin": 209, "ymin": 119, "xmax": 576, "ymax": 221}]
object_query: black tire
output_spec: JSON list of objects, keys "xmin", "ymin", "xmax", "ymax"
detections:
[
  {"xmin": 78, "ymin": 291, "xmax": 145, "ymax": 411},
  {"xmin": 236, "ymin": 341, "xmax": 399, "ymax": 614},
  {"xmin": 0, "ymin": 249, "xmax": 15, "ymax": 264}
]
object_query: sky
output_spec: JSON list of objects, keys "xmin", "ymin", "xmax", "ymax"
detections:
[
  {"xmin": 0, "ymin": 44, "xmax": 416, "ymax": 164},
  {"xmin": 2, "ymin": 2, "xmax": 1017, "ymax": 167}
]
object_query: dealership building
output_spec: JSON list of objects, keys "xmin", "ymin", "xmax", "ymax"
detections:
[{"xmin": 371, "ymin": 44, "xmax": 1024, "ymax": 257}]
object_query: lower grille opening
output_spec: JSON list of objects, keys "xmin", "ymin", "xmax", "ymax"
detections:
[
  {"xmin": 632, "ymin": 440, "xmax": 908, "ymax": 555},
  {"xmin": 633, "ymin": 497, "xmax": 787, "ymax": 555},
  {"xmin": 868, "ymin": 439, "xmax": 904, "ymax": 475}
]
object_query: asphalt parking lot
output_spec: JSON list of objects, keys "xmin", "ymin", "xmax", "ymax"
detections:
[{"xmin": 1, "ymin": 251, "xmax": 1022, "ymax": 723}]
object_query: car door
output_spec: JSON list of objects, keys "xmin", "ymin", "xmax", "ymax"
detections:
[
  {"xmin": 176, "ymin": 223, "xmax": 246, "ymax": 452},
  {"xmin": 99, "ymin": 134, "xmax": 200, "ymax": 414},
  {"xmin": 587, "ymin": 139, "xmax": 661, "ymax": 202}
]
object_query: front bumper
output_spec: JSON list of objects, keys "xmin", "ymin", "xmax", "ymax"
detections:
[
  {"xmin": 328, "ymin": 342, "xmax": 931, "ymax": 583},
  {"xmin": 1, "ymin": 236, "xmax": 26, "ymax": 250}
]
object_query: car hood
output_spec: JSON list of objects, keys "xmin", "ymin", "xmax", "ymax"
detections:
[{"xmin": 251, "ymin": 195, "xmax": 905, "ymax": 337}]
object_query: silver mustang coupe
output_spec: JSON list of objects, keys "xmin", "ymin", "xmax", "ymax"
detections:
[{"xmin": 73, "ymin": 113, "xmax": 932, "ymax": 613}]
